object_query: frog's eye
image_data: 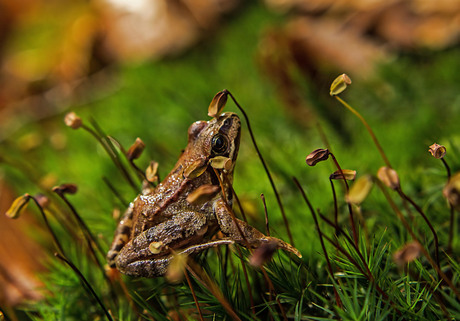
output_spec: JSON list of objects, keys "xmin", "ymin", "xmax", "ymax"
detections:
[{"xmin": 211, "ymin": 134, "xmax": 228, "ymax": 155}]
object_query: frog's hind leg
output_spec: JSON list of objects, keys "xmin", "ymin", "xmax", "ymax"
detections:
[
  {"xmin": 107, "ymin": 202, "xmax": 135, "ymax": 267},
  {"xmin": 214, "ymin": 199, "xmax": 302, "ymax": 258},
  {"xmin": 118, "ymin": 239, "xmax": 235, "ymax": 278}
]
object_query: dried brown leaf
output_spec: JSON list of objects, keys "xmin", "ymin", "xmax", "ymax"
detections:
[
  {"xmin": 393, "ymin": 241, "xmax": 422, "ymax": 266},
  {"xmin": 52, "ymin": 183, "xmax": 78, "ymax": 195},
  {"xmin": 428, "ymin": 143, "xmax": 446, "ymax": 159},
  {"xmin": 330, "ymin": 169, "xmax": 356, "ymax": 181},
  {"xmin": 183, "ymin": 159, "xmax": 208, "ymax": 179},
  {"xmin": 377, "ymin": 166, "xmax": 400, "ymax": 190},
  {"xmin": 145, "ymin": 160, "xmax": 159, "ymax": 183},
  {"xmin": 208, "ymin": 90, "xmax": 228, "ymax": 118},
  {"xmin": 126, "ymin": 137, "xmax": 145, "ymax": 161},
  {"xmin": 209, "ymin": 156, "xmax": 232, "ymax": 170},
  {"xmin": 330, "ymin": 73, "xmax": 352, "ymax": 96},
  {"xmin": 186, "ymin": 184, "xmax": 220, "ymax": 206},
  {"xmin": 346, "ymin": 175, "xmax": 373, "ymax": 205},
  {"xmin": 306, "ymin": 148, "xmax": 330, "ymax": 166},
  {"xmin": 64, "ymin": 112, "xmax": 82, "ymax": 129},
  {"xmin": 5, "ymin": 194, "xmax": 30, "ymax": 219}
]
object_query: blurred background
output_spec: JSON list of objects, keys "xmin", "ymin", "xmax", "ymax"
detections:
[{"xmin": 1, "ymin": 0, "xmax": 460, "ymax": 316}]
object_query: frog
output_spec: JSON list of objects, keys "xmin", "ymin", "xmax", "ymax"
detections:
[{"xmin": 107, "ymin": 112, "xmax": 301, "ymax": 277}]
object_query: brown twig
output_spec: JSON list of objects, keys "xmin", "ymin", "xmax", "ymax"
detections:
[
  {"xmin": 292, "ymin": 177, "xmax": 342, "ymax": 309},
  {"xmin": 184, "ymin": 270, "xmax": 204, "ymax": 321},
  {"xmin": 226, "ymin": 90, "xmax": 294, "ymax": 246}
]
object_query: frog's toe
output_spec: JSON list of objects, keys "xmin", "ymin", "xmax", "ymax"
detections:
[{"xmin": 266, "ymin": 236, "xmax": 302, "ymax": 258}]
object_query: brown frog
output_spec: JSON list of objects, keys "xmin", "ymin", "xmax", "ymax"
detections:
[{"xmin": 107, "ymin": 112, "xmax": 301, "ymax": 277}]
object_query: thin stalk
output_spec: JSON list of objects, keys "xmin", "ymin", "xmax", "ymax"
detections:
[
  {"xmin": 28, "ymin": 195, "xmax": 64, "ymax": 255},
  {"xmin": 396, "ymin": 187, "xmax": 440, "ymax": 268},
  {"xmin": 185, "ymin": 261, "xmax": 242, "ymax": 321},
  {"xmin": 81, "ymin": 123, "xmax": 138, "ymax": 192},
  {"xmin": 227, "ymin": 90, "xmax": 294, "ymax": 246},
  {"xmin": 316, "ymin": 212, "xmax": 402, "ymax": 315},
  {"xmin": 335, "ymin": 96, "xmax": 392, "ymax": 168},
  {"xmin": 441, "ymin": 157, "xmax": 455, "ymax": 253},
  {"xmin": 214, "ymin": 168, "xmax": 251, "ymax": 249},
  {"xmin": 448, "ymin": 205, "xmax": 455, "ymax": 254},
  {"xmin": 55, "ymin": 253, "xmax": 114, "ymax": 321},
  {"xmin": 292, "ymin": 177, "xmax": 342, "ymax": 309},
  {"xmin": 184, "ymin": 270, "xmax": 204, "ymax": 321},
  {"xmin": 441, "ymin": 158, "xmax": 451, "ymax": 179},
  {"xmin": 53, "ymin": 190, "xmax": 105, "ymax": 257},
  {"xmin": 53, "ymin": 190, "xmax": 118, "ymax": 303},
  {"xmin": 376, "ymin": 180, "xmax": 460, "ymax": 300},
  {"xmin": 235, "ymin": 246, "xmax": 256, "ymax": 317},
  {"xmin": 261, "ymin": 193, "xmax": 270, "ymax": 236},
  {"xmin": 102, "ymin": 176, "xmax": 129, "ymax": 207},
  {"xmin": 329, "ymin": 153, "xmax": 358, "ymax": 246},
  {"xmin": 329, "ymin": 178, "xmax": 339, "ymax": 234},
  {"xmin": 260, "ymin": 267, "xmax": 288, "ymax": 321},
  {"xmin": 229, "ymin": 184, "xmax": 248, "ymax": 223},
  {"xmin": 320, "ymin": 233, "xmax": 402, "ymax": 315}
]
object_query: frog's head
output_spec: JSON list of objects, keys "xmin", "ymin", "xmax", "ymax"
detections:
[{"xmin": 187, "ymin": 112, "xmax": 241, "ymax": 169}]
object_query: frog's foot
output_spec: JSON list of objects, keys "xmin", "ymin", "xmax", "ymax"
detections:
[
  {"xmin": 264, "ymin": 236, "xmax": 302, "ymax": 258},
  {"xmin": 214, "ymin": 199, "xmax": 302, "ymax": 258}
]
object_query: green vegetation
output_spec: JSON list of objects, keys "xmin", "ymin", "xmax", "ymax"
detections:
[{"xmin": 1, "ymin": 3, "xmax": 460, "ymax": 320}]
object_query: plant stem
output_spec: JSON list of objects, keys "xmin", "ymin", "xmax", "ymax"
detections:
[
  {"xmin": 55, "ymin": 253, "xmax": 114, "ymax": 321},
  {"xmin": 335, "ymin": 96, "xmax": 392, "ymax": 169},
  {"xmin": 29, "ymin": 195, "xmax": 64, "ymax": 255},
  {"xmin": 293, "ymin": 177, "xmax": 342, "ymax": 309},
  {"xmin": 376, "ymin": 180, "xmax": 460, "ymax": 300},
  {"xmin": 441, "ymin": 157, "xmax": 454, "ymax": 253},
  {"xmin": 227, "ymin": 90, "xmax": 294, "ymax": 246},
  {"xmin": 329, "ymin": 152, "xmax": 358, "ymax": 246},
  {"xmin": 396, "ymin": 187, "xmax": 440, "ymax": 268},
  {"xmin": 261, "ymin": 193, "xmax": 270, "ymax": 236},
  {"xmin": 329, "ymin": 178, "xmax": 339, "ymax": 234},
  {"xmin": 184, "ymin": 270, "xmax": 204, "ymax": 321}
]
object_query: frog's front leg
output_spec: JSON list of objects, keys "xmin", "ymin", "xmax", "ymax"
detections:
[
  {"xmin": 107, "ymin": 202, "xmax": 135, "ymax": 268},
  {"xmin": 118, "ymin": 239, "xmax": 235, "ymax": 277},
  {"xmin": 214, "ymin": 199, "xmax": 302, "ymax": 258}
]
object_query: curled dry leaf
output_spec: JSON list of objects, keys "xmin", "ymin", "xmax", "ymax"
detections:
[
  {"xmin": 428, "ymin": 143, "xmax": 446, "ymax": 159},
  {"xmin": 126, "ymin": 137, "xmax": 145, "ymax": 161},
  {"xmin": 393, "ymin": 241, "xmax": 422, "ymax": 267},
  {"xmin": 146, "ymin": 160, "xmax": 159, "ymax": 183},
  {"xmin": 209, "ymin": 156, "xmax": 232, "ymax": 171},
  {"xmin": 165, "ymin": 253, "xmax": 188, "ymax": 284},
  {"xmin": 52, "ymin": 183, "xmax": 78, "ymax": 195},
  {"xmin": 346, "ymin": 175, "xmax": 373, "ymax": 205},
  {"xmin": 330, "ymin": 169, "xmax": 356, "ymax": 181},
  {"xmin": 208, "ymin": 90, "xmax": 228, "ymax": 118},
  {"xmin": 306, "ymin": 148, "xmax": 330, "ymax": 166},
  {"xmin": 5, "ymin": 194, "xmax": 30, "ymax": 219},
  {"xmin": 183, "ymin": 158, "xmax": 208, "ymax": 179},
  {"xmin": 249, "ymin": 240, "xmax": 278, "ymax": 267},
  {"xmin": 443, "ymin": 172, "xmax": 460, "ymax": 211},
  {"xmin": 377, "ymin": 166, "xmax": 400, "ymax": 190},
  {"xmin": 64, "ymin": 112, "xmax": 82, "ymax": 129},
  {"xmin": 186, "ymin": 184, "xmax": 220, "ymax": 206},
  {"xmin": 330, "ymin": 73, "xmax": 352, "ymax": 96}
]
